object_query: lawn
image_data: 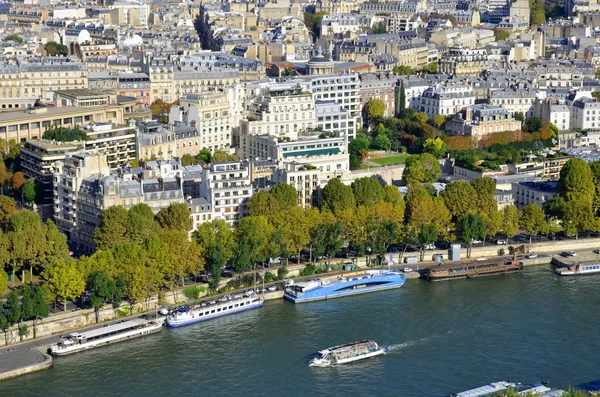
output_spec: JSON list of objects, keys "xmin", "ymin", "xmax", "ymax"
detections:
[{"xmin": 370, "ymin": 154, "xmax": 409, "ymax": 165}]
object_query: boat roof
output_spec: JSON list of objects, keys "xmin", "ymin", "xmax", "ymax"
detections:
[
  {"xmin": 455, "ymin": 381, "xmax": 513, "ymax": 397},
  {"xmin": 75, "ymin": 319, "xmax": 147, "ymax": 339},
  {"xmin": 324, "ymin": 340, "xmax": 376, "ymax": 352},
  {"xmin": 430, "ymin": 259, "xmax": 509, "ymax": 271}
]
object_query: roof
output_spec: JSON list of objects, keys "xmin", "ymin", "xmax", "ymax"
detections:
[
  {"xmin": 283, "ymin": 147, "xmax": 341, "ymax": 158},
  {"xmin": 73, "ymin": 319, "xmax": 147, "ymax": 339}
]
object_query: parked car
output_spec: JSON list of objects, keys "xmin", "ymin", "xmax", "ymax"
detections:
[
  {"xmin": 423, "ymin": 244, "xmax": 435, "ymax": 250},
  {"xmin": 471, "ymin": 239, "xmax": 482, "ymax": 244},
  {"xmin": 526, "ymin": 254, "xmax": 538, "ymax": 259},
  {"xmin": 243, "ymin": 289, "xmax": 255, "ymax": 297},
  {"xmin": 267, "ymin": 285, "xmax": 277, "ymax": 292},
  {"xmin": 561, "ymin": 251, "xmax": 577, "ymax": 258},
  {"xmin": 568, "ymin": 251, "xmax": 577, "ymax": 257},
  {"xmin": 593, "ymin": 249, "xmax": 600, "ymax": 254},
  {"xmin": 404, "ymin": 257, "xmax": 418, "ymax": 264},
  {"xmin": 496, "ymin": 239, "xmax": 507, "ymax": 245},
  {"xmin": 403, "ymin": 267, "xmax": 413, "ymax": 272},
  {"xmin": 475, "ymin": 257, "xmax": 487, "ymax": 261},
  {"xmin": 269, "ymin": 257, "xmax": 282, "ymax": 265}
]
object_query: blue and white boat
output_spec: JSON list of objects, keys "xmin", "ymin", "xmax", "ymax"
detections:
[
  {"xmin": 166, "ymin": 294, "xmax": 264, "ymax": 327},
  {"xmin": 284, "ymin": 270, "xmax": 406, "ymax": 304}
]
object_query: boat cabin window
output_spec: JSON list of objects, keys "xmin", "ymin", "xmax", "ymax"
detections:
[
  {"xmin": 217, "ymin": 308, "xmax": 221, "ymax": 312},
  {"xmin": 228, "ymin": 305, "xmax": 233, "ymax": 310},
  {"xmin": 234, "ymin": 304, "xmax": 239, "ymax": 308},
  {"xmin": 211, "ymin": 309, "xmax": 215, "ymax": 314},
  {"xmin": 240, "ymin": 302, "xmax": 244, "ymax": 306}
]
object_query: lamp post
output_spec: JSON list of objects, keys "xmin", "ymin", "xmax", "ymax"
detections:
[{"xmin": 366, "ymin": 246, "xmax": 372, "ymax": 267}]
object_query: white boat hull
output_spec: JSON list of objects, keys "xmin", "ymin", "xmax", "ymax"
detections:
[{"xmin": 49, "ymin": 322, "xmax": 163, "ymax": 356}]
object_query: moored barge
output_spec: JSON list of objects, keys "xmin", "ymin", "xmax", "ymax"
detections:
[{"xmin": 425, "ymin": 257, "xmax": 522, "ymax": 282}]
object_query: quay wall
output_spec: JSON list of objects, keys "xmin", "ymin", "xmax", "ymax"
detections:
[{"xmin": 0, "ymin": 352, "xmax": 52, "ymax": 381}]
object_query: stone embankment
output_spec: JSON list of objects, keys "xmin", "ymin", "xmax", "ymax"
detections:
[{"xmin": 0, "ymin": 347, "xmax": 52, "ymax": 381}]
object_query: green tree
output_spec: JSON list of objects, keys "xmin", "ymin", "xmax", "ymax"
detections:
[
  {"xmin": 383, "ymin": 184, "xmax": 404, "ymax": 205},
  {"xmin": 519, "ymin": 204, "xmax": 548, "ymax": 241},
  {"xmin": 197, "ymin": 148, "xmax": 212, "ymax": 164},
  {"xmin": 321, "ymin": 178, "xmax": 355, "ymax": 215},
  {"xmin": 4, "ymin": 34, "xmax": 24, "ymax": 43},
  {"xmin": 396, "ymin": 81, "xmax": 406, "ymax": 118},
  {"xmin": 180, "ymin": 153, "xmax": 195, "ymax": 166},
  {"xmin": 423, "ymin": 137, "xmax": 447, "ymax": 159},
  {"xmin": 371, "ymin": 21, "xmax": 387, "ymax": 34},
  {"xmin": 393, "ymin": 65, "xmax": 414, "ymax": 75},
  {"xmin": 303, "ymin": 11, "xmax": 328, "ymax": 37},
  {"xmin": 0, "ymin": 313, "xmax": 9, "ymax": 345},
  {"xmin": 22, "ymin": 178, "xmax": 37, "ymax": 203},
  {"xmin": 247, "ymin": 191, "xmax": 279, "ymax": 217},
  {"xmin": 402, "ymin": 154, "xmax": 441, "ymax": 184},
  {"xmin": 156, "ymin": 202, "xmax": 193, "ymax": 232},
  {"xmin": 31, "ymin": 285, "xmax": 49, "ymax": 338},
  {"xmin": 312, "ymin": 221, "xmax": 344, "ymax": 265},
  {"xmin": 193, "ymin": 219, "xmax": 234, "ymax": 264},
  {"xmin": 7, "ymin": 210, "xmax": 44, "ymax": 286},
  {"xmin": 45, "ymin": 258, "xmax": 85, "ymax": 311},
  {"xmin": 525, "ymin": 116, "xmax": 542, "ymax": 132},
  {"xmin": 530, "ymin": 0, "xmax": 546, "ymax": 25},
  {"xmin": 211, "ymin": 149, "xmax": 238, "ymax": 162},
  {"xmin": 44, "ymin": 41, "xmax": 68, "ymax": 56},
  {"xmin": 367, "ymin": 99, "xmax": 386, "ymax": 121},
  {"xmin": 494, "ymin": 29, "xmax": 510, "ymax": 41},
  {"xmin": 87, "ymin": 270, "xmax": 112, "ymax": 323},
  {"xmin": 207, "ymin": 244, "xmax": 226, "ymax": 291},
  {"xmin": 432, "ymin": 114, "xmax": 446, "ymax": 129},
  {"xmin": 6, "ymin": 289, "xmax": 21, "ymax": 326},
  {"xmin": 558, "ymin": 158, "xmax": 595, "ymax": 202},
  {"xmin": 374, "ymin": 132, "xmax": 391, "ymax": 151},
  {"xmin": 590, "ymin": 160, "xmax": 600, "ymax": 215},
  {"xmin": 471, "ymin": 177, "xmax": 498, "ymax": 215},
  {"xmin": 417, "ymin": 224, "xmax": 438, "ymax": 261},
  {"xmin": 457, "ymin": 213, "xmax": 486, "ymax": 257},
  {"xmin": 270, "ymin": 183, "xmax": 298, "ymax": 211},
  {"xmin": 0, "ymin": 195, "xmax": 18, "ymax": 227},
  {"xmin": 442, "ymin": 180, "xmax": 478, "ymax": 219},
  {"xmin": 412, "ymin": 112, "xmax": 429, "ymax": 125},
  {"xmin": 124, "ymin": 263, "xmax": 149, "ymax": 314},
  {"xmin": 0, "ymin": 267, "xmax": 7, "ymax": 296},
  {"xmin": 94, "ymin": 206, "xmax": 129, "ymax": 250},
  {"xmin": 352, "ymin": 177, "xmax": 384, "ymax": 207},
  {"xmin": 126, "ymin": 204, "xmax": 159, "ymax": 244}
]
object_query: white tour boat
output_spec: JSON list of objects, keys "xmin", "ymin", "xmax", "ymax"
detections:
[
  {"xmin": 166, "ymin": 294, "xmax": 263, "ymax": 327},
  {"xmin": 309, "ymin": 340, "xmax": 386, "ymax": 367},
  {"xmin": 555, "ymin": 262, "xmax": 600, "ymax": 276},
  {"xmin": 48, "ymin": 318, "xmax": 162, "ymax": 356}
]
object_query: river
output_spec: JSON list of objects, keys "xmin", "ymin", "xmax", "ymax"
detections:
[{"xmin": 4, "ymin": 266, "xmax": 600, "ymax": 396}]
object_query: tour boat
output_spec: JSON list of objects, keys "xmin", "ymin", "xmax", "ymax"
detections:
[
  {"xmin": 451, "ymin": 382, "xmax": 565, "ymax": 397},
  {"xmin": 165, "ymin": 295, "xmax": 263, "ymax": 327},
  {"xmin": 284, "ymin": 270, "xmax": 406, "ymax": 304},
  {"xmin": 48, "ymin": 318, "xmax": 162, "ymax": 356},
  {"xmin": 309, "ymin": 340, "xmax": 386, "ymax": 367},
  {"xmin": 555, "ymin": 262, "xmax": 600, "ymax": 276},
  {"xmin": 425, "ymin": 257, "xmax": 522, "ymax": 281}
]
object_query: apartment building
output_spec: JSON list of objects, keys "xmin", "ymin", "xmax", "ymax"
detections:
[
  {"xmin": 200, "ymin": 161, "xmax": 253, "ymax": 225},
  {"xmin": 445, "ymin": 104, "xmax": 520, "ymax": 139},
  {"xmin": 359, "ymin": 72, "xmax": 398, "ymax": 119},
  {"xmin": 240, "ymin": 84, "xmax": 316, "ymax": 141},
  {"xmin": 117, "ymin": 72, "xmax": 151, "ymax": 106},
  {"xmin": 489, "ymin": 89, "xmax": 537, "ymax": 118},
  {"xmin": 438, "ymin": 47, "xmax": 489, "ymax": 77},
  {"xmin": 173, "ymin": 69, "xmax": 241, "ymax": 97},
  {"xmin": 512, "ymin": 180, "xmax": 558, "ymax": 209},
  {"xmin": 417, "ymin": 83, "xmax": 475, "ymax": 118},
  {"xmin": 137, "ymin": 121, "xmax": 201, "ymax": 161},
  {"xmin": 571, "ymin": 97, "xmax": 600, "ymax": 131},
  {"xmin": 174, "ymin": 92, "xmax": 234, "ymax": 152},
  {"xmin": 272, "ymin": 162, "xmax": 321, "ymax": 208},
  {"xmin": 316, "ymin": 100, "xmax": 357, "ymax": 138}
]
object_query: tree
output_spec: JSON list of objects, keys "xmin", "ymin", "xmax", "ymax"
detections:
[
  {"xmin": 211, "ymin": 149, "xmax": 237, "ymax": 162},
  {"xmin": 87, "ymin": 270, "xmax": 112, "ymax": 323},
  {"xmin": 94, "ymin": 206, "xmax": 129, "ymax": 250},
  {"xmin": 312, "ymin": 221, "xmax": 344, "ymax": 265},
  {"xmin": 393, "ymin": 65, "xmax": 414, "ymax": 75},
  {"xmin": 197, "ymin": 148, "xmax": 212, "ymax": 164},
  {"xmin": 180, "ymin": 154, "xmax": 195, "ymax": 166},
  {"xmin": 442, "ymin": 180, "xmax": 478, "ymax": 219},
  {"xmin": 6, "ymin": 289, "xmax": 21, "ymax": 326},
  {"xmin": 0, "ymin": 196, "xmax": 18, "ymax": 228},
  {"xmin": 235, "ymin": 216, "xmax": 274, "ymax": 268},
  {"xmin": 590, "ymin": 161, "xmax": 600, "ymax": 215},
  {"xmin": 11, "ymin": 171, "xmax": 25, "ymax": 191},
  {"xmin": 367, "ymin": 99, "xmax": 385, "ymax": 121},
  {"xmin": 124, "ymin": 263, "xmax": 149, "ymax": 314},
  {"xmin": 321, "ymin": 178, "xmax": 355, "ymax": 215},
  {"xmin": 471, "ymin": 177, "xmax": 497, "ymax": 215},
  {"xmin": 193, "ymin": 219, "xmax": 234, "ymax": 264},
  {"xmin": 558, "ymin": 158, "xmax": 595, "ymax": 203},
  {"xmin": 247, "ymin": 191, "xmax": 278, "ymax": 217},
  {"xmin": 418, "ymin": 224, "xmax": 438, "ymax": 261},
  {"xmin": 156, "ymin": 202, "xmax": 193, "ymax": 232},
  {"xmin": 524, "ymin": 116, "xmax": 542, "ymax": 133},
  {"xmin": 374, "ymin": 133, "xmax": 391, "ymax": 151},
  {"xmin": 383, "ymin": 185, "xmax": 404, "ymax": 205},
  {"xmin": 501, "ymin": 205, "xmax": 520, "ymax": 239},
  {"xmin": 22, "ymin": 178, "xmax": 37, "ymax": 203},
  {"xmin": 44, "ymin": 41, "xmax": 68, "ymax": 56},
  {"xmin": 43, "ymin": 127, "xmax": 89, "ymax": 142},
  {"xmin": 207, "ymin": 244, "xmax": 226, "ymax": 291},
  {"xmin": 303, "ymin": 11, "xmax": 328, "ymax": 37},
  {"xmin": 530, "ymin": 0, "xmax": 546, "ymax": 25},
  {"xmin": 4, "ymin": 34, "xmax": 24, "ymax": 43},
  {"xmin": 519, "ymin": 204, "xmax": 548, "ymax": 241},
  {"xmin": 396, "ymin": 81, "xmax": 406, "ymax": 118},
  {"xmin": 371, "ymin": 21, "xmax": 387, "ymax": 34},
  {"xmin": 432, "ymin": 114, "xmax": 446, "ymax": 129},
  {"xmin": 423, "ymin": 137, "xmax": 447, "ymax": 159},
  {"xmin": 270, "ymin": 183, "xmax": 298, "ymax": 211},
  {"xmin": 0, "ymin": 267, "xmax": 7, "ymax": 296},
  {"xmin": 7, "ymin": 210, "xmax": 44, "ymax": 286},
  {"xmin": 412, "ymin": 112, "xmax": 429, "ymax": 125},
  {"xmin": 20, "ymin": 285, "xmax": 34, "ymax": 340},
  {"xmin": 126, "ymin": 204, "xmax": 158, "ymax": 244},
  {"xmin": 45, "ymin": 258, "xmax": 85, "ymax": 311},
  {"xmin": 494, "ymin": 29, "xmax": 510, "ymax": 41},
  {"xmin": 31, "ymin": 285, "xmax": 49, "ymax": 338},
  {"xmin": 0, "ymin": 314, "xmax": 9, "ymax": 345},
  {"xmin": 457, "ymin": 213, "xmax": 486, "ymax": 257},
  {"xmin": 352, "ymin": 177, "xmax": 384, "ymax": 207},
  {"xmin": 402, "ymin": 154, "xmax": 441, "ymax": 185}
]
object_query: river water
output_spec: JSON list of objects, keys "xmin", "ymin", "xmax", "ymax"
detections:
[{"xmin": 4, "ymin": 266, "xmax": 600, "ymax": 397}]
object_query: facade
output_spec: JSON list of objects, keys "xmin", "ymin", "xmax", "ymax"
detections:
[
  {"xmin": 200, "ymin": 161, "xmax": 253, "ymax": 225},
  {"xmin": 272, "ymin": 162, "xmax": 322, "ymax": 208},
  {"xmin": 446, "ymin": 104, "xmax": 519, "ymax": 139},
  {"xmin": 489, "ymin": 89, "xmax": 537, "ymax": 118},
  {"xmin": 359, "ymin": 72, "xmax": 398, "ymax": 119},
  {"xmin": 438, "ymin": 47, "xmax": 489, "ymax": 76},
  {"xmin": 117, "ymin": 73, "xmax": 151, "ymax": 106},
  {"xmin": 137, "ymin": 122, "xmax": 201, "ymax": 161},
  {"xmin": 417, "ymin": 84, "xmax": 475, "ymax": 118},
  {"xmin": 512, "ymin": 180, "xmax": 559, "ymax": 209},
  {"xmin": 316, "ymin": 100, "xmax": 356, "ymax": 138},
  {"xmin": 571, "ymin": 97, "xmax": 600, "ymax": 131}
]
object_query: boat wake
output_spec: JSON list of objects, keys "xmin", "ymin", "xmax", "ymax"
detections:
[{"xmin": 386, "ymin": 331, "xmax": 454, "ymax": 353}]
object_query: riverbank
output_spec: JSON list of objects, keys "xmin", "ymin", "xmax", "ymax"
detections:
[{"xmin": 0, "ymin": 345, "xmax": 52, "ymax": 381}]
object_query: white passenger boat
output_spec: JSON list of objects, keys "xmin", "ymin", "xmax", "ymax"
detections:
[
  {"xmin": 166, "ymin": 295, "xmax": 263, "ymax": 327},
  {"xmin": 48, "ymin": 318, "xmax": 162, "ymax": 356},
  {"xmin": 309, "ymin": 340, "xmax": 386, "ymax": 367},
  {"xmin": 451, "ymin": 382, "xmax": 565, "ymax": 397},
  {"xmin": 555, "ymin": 262, "xmax": 600, "ymax": 276},
  {"xmin": 451, "ymin": 381, "xmax": 515, "ymax": 397}
]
